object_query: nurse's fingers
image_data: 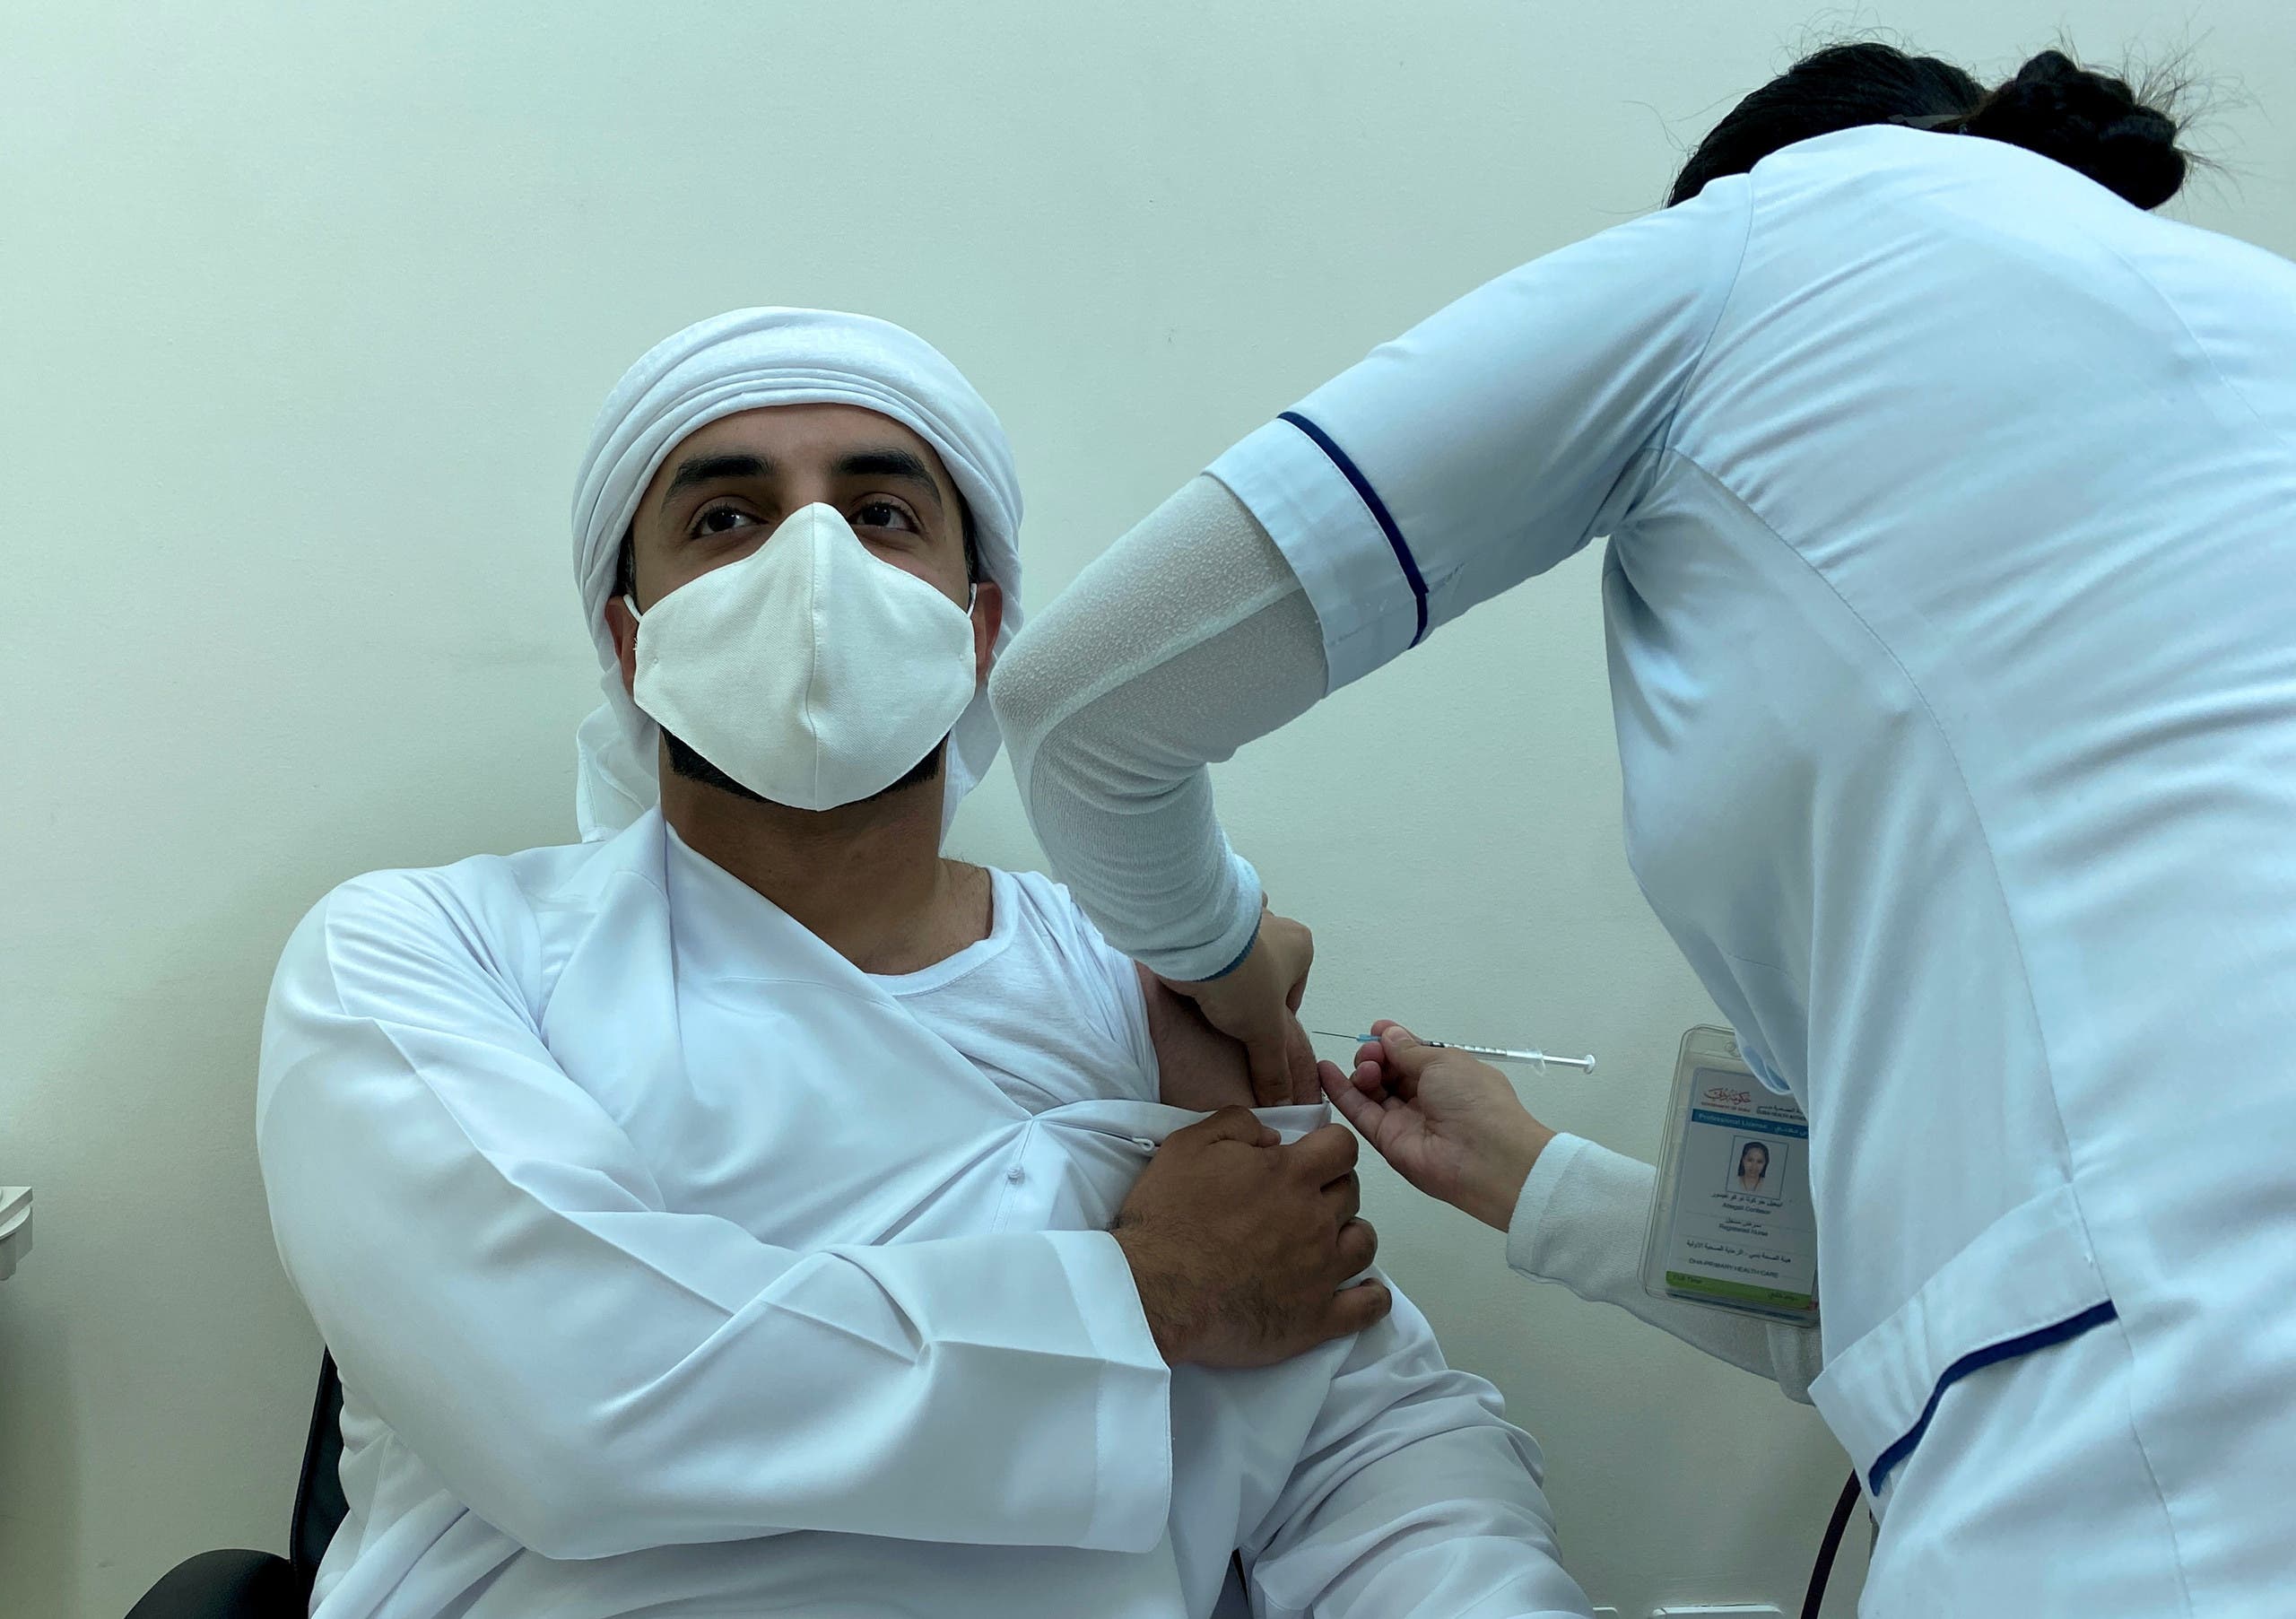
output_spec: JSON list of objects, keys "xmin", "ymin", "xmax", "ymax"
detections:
[
  {"xmin": 1247, "ymin": 1027, "xmax": 1303, "ymax": 1109},
  {"xmin": 1321, "ymin": 1062, "xmax": 1386, "ymax": 1128},
  {"xmin": 1161, "ymin": 912, "xmax": 1319, "ymax": 1108},
  {"xmin": 1321, "ymin": 1066, "xmax": 1388, "ymax": 1149},
  {"xmin": 1318, "ymin": 1057, "xmax": 1359, "ymax": 1092},
  {"xmin": 1284, "ymin": 1018, "xmax": 1323, "ymax": 1105},
  {"xmin": 1356, "ymin": 1019, "xmax": 1407, "ymax": 1069},
  {"xmin": 1326, "ymin": 1055, "xmax": 1391, "ymax": 1099},
  {"xmin": 1377, "ymin": 1023, "xmax": 1438, "ymax": 1080},
  {"xmin": 1352, "ymin": 1056, "xmax": 1414, "ymax": 1103}
]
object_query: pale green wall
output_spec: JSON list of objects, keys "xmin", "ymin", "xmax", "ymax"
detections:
[{"xmin": 4, "ymin": 3, "xmax": 2288, "ymax": 1615}]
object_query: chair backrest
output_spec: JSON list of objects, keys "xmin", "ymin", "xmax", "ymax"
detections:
[{"xmin": 289, "ymin": 1354, "xmax": 348, "ymax": 1595}]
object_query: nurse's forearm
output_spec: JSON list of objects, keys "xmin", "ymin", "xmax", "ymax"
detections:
[
  {"xmin": 1509, "ymin": 1135, "xmax": 1822, "ymax": 1404},
  {"xmin": 990, "ymin": 475, "xmax": 1327, "ymax": 981}
]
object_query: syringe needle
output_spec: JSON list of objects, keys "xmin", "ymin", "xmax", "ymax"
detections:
[{"xmin": 1309, "ymin": 1031, "xmax": 1596, "ymax": 1075}]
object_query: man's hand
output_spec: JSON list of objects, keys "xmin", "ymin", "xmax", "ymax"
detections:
[
  {"xmin": 1157, "ymin": 907, "xmax": 1318, "ymax": 1108},
  {"xmin": 1321, "ymin": 1022, "xmax": 1556, "ymax": 1232},
  {"xmin": 1113, "ymin": 1108, "xmax": 1390, "ymax": 1367}
]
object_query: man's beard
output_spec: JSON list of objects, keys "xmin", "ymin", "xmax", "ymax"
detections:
[{"xmin": 663, "ymin": 731, "xmax": 945, "ymax": 810}]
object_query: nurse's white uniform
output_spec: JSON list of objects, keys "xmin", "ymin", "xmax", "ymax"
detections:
[
  {"xmin": 995, "ymin": 126, "xmax": 2296, "ymax": 1614},
  {"xmin": 257, "ymin": 813, "xmax": 1588, "ymax": 1618}
]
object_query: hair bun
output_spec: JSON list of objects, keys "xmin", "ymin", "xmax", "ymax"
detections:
[{"xmin": 1965, "ymin": 49, "xmax": 2187, "ymax": 210}]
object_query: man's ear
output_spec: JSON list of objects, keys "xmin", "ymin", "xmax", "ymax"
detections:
[
  {"xmin": 604, "ymin": 596, "xmax": 639, "ymax": 699},
  {"xmin": 970, "ymin": 580, "xmax": 1005, "ymax": 686}
]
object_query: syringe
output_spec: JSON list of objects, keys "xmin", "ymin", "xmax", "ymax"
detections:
[{"xmin": 1311, "ymin": 1031, "xmax": 1597, "ymax": 1075}]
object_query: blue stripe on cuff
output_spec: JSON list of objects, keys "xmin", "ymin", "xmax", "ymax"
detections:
[
  {"xmin": 1866, "ymin": 1300, "xmax": 2118, "ymax": 1496},
  {"xmin": 1199, "ymin": 935, "xmax": 1258, "ymax": 980},
  {"xmin": 1277, "ymin": 410, "xmax": 1430, "ymax": 648}
]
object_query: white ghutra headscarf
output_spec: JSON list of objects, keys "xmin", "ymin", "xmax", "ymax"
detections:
[{"xmin": 569, "ymin": 308, "xmax": 1024, "ymax": 841}]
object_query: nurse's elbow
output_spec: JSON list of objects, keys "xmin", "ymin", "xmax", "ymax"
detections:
[{"xmin": 985, "ymin": 635, "xmax": 1057, "ymax": 753}]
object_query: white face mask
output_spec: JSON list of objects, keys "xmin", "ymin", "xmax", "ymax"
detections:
[{"xmin": 625, "ymin": 502, "xmax": 980, "ymax": 812}]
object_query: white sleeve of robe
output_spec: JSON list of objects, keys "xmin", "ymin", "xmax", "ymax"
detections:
[
  {"xmin": 255, "ymin": 873, "xmax": 1174, "ymax": 1562},
  {"xmin": 1508, "ymin": 1135, "xmax": 1821, "ymax": 1405},
  {"xmin": 1242, "ymin": 1289, "xmax": 1595, "ymax": 1618}
]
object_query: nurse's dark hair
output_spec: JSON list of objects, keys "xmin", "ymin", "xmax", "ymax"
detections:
[
  {"xmin": 612, "ymin": 500, "xmax": 984, "ymax": 601},
  {"xmin": 1667, "ymin": 44, "xmax": 2190, "ymax": 212}
]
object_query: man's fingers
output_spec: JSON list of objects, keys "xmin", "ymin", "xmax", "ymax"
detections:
[
  {"xmin": 1324, "ymin": 1171, "xmax": 1361, "ymax": 1227},
  {"xmin": 1179, "ymin": 1105, "xmax": 1280, "ymax": 1149},
  {"xmin": 1284, "ymin": 1121, "xmax": 1360, "ymax": 1187},
  {"xmin": 1335, "ymin": 1217, "xmax": 1379, "ymax": 1275},
  {"xmin": 1326, "ymin": 1278, "xmax": 1393, "ymax": 1338}
]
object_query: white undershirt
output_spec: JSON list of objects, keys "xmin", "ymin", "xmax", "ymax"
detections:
[{"xmin": 874, "ymin": 865, "xmax": 1161, "ymax": 1112}]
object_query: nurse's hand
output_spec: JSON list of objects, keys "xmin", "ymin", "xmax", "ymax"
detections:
[
  {"xmin": 1158, "ymin": 905, "xmax": 1318, "ymax": 1108},
  {"xmin": 1324, "ymin": 1022, "xmax": 1556, "ymax": 1232},
  {"xmin": 1113, "ymin": 1108, "xmax": 1391, "ymax": 1368}
]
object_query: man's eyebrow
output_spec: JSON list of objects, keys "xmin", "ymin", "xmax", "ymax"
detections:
[
  {"xmin": 836, "ymin": 447, "xmax": 946, "ymax": 512},
  {"xmin": 664, "ymin": 451, "xmax": 774, "ymax": 497}
]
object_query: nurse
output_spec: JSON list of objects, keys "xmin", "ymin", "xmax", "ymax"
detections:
[{"xmin": 992, "ymin": 42, "xmax": 2296, "ymax": 1618}]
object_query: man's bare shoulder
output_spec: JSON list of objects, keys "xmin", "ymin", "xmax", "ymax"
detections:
[{"xmin": 988, "ymin": 867, "xmax": 1256, "ymax": 1110}]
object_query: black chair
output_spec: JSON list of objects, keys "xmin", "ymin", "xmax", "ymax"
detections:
[{"xmin": 128, "ymin": 1355, "xmax": 348, "ymax": 1619}]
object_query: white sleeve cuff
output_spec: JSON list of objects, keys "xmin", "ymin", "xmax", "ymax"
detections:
[
  {"xmin": 1208, "ymin": 419, "xmax": 1422, "ymax": 692},
  {"xmin": 1139, "ymin": 846, "xmax": 1265, "ymax": 985},
  {"xmin": 1504, "ymin": 1133, "xmax": 1598, "ymax": 1282},
  {"xmin": 1048, "ymin": 1230, "xmax": 1178, "ymax": 1552},
  {"xmin": 1501, "ymin": 1135, "xmax": 1821, "ymax": 1405}
]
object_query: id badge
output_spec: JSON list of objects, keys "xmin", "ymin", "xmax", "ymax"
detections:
[{"xmin": 1641, "ymin": 1026, "xmax": 1820, "ymax": 1327}]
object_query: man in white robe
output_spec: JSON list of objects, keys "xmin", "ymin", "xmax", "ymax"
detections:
[{"xmin": 255, "ymin": 309, "xmax": 1592, "ymax": 1619}]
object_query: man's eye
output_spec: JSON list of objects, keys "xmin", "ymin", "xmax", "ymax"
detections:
[
  {"xmin": 694, "ymin": 506, "xmax": 759, "ymax": 537},
  {"xmin": 853, "ymin": 500, "xmax": 920, "ymax": 535}
]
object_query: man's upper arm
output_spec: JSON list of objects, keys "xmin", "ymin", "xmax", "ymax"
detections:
[
  {"xmin": 1243, "ymin": 1286, "xmax": 1595, "ymax": 1618},
  {"xmin": 1024, "ymin": 869, "xmax": 1257, "ymax": 1110}
]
